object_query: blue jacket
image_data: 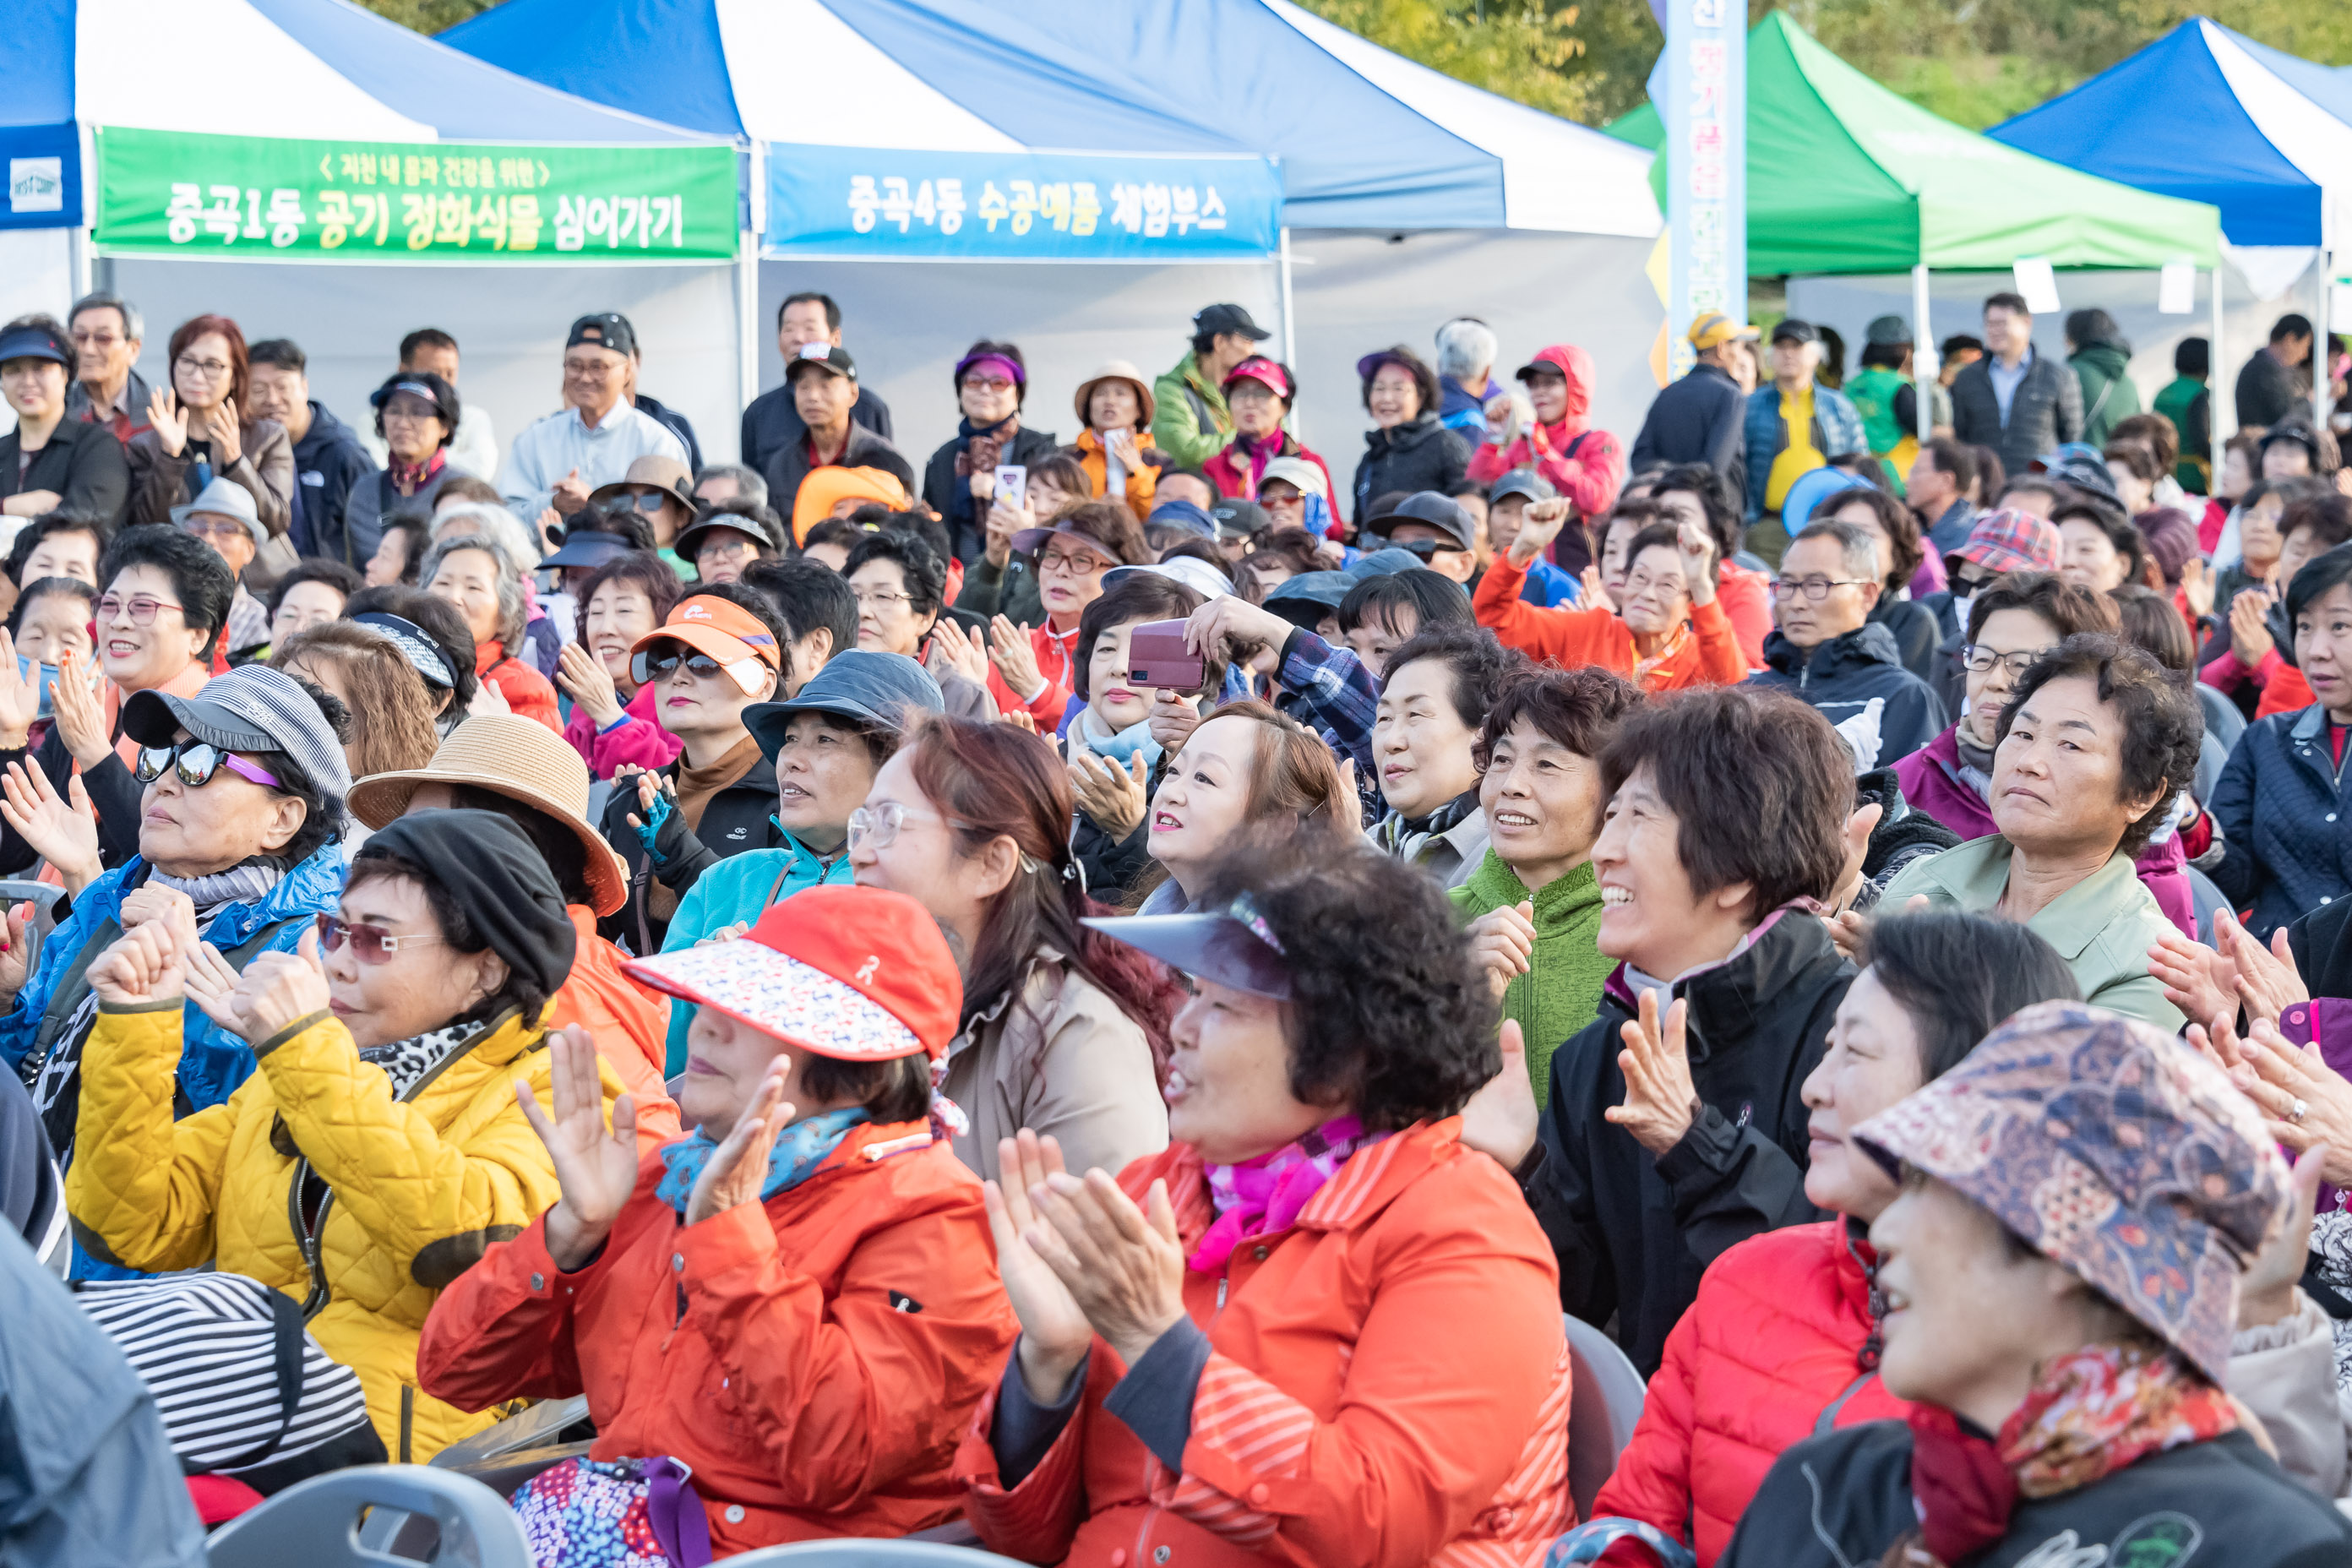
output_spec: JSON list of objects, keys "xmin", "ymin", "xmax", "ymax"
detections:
[
  {"xmin": 1745, "ymin": 624, "xmax": 1947, "ymax": 773},
  {"xmin": 1743, "ymin": 380, "xmax": 1866, "ymax": 522},
  {"xmin": 657, "ymin": 829, "xmax": 856, "ymax": 1073},
  {"xmin": 1516, "ymin": 556, "xmax": 1580, "ymax": 607},
  {"xmin": 1439, "ymin": 373, "xmax": 1496, "ymax": 436},
  {"xmin": 2210, "ymin": 704, "xmax": 2352, "ymax": 939}
]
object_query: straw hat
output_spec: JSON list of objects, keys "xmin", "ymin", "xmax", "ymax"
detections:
[
  {"xmin": 346, "ymin": 715, "xmax": 629, "ymax": 917},
  {"xmin": 1074, "ymin": 359, "xmax": 1157, "ymax": 427}
]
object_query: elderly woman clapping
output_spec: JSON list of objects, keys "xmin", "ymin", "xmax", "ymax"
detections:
[
  {"xmin": 66, "ymin": 808, "xmax": 615, "ymax": 1461},
  {"xmin": 956, "ymin": 846, "xmax": 1575, "ymax": 1565},
  {"xmin": 1878, "ymin": 633, "xmax": 2199, "ymax": 1027}
]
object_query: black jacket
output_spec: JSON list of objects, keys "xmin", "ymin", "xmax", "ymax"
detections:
[
  {"xmin": 761, "ymin": 423, "xmax": 917, "ymax": 528},
  {"xmin": 2236, "ymin": 346, "xmax": 2310, "ymax": 432},
  {"xmin": 0, "ymin": 416, "xmax": 128, "ymax": 528},
  {"xmin": 1866, "ymin": 594, "xmax": 1942, "ymax": 684},
  {"xmin": 1748, "ymin": 623, "xmax": 1949, "ymax": 773},
  {"xmin": 924, "ymin": 425, "xmax": 1062, "ymax": 565},
  {"xmin": 631, "ymin": 393, "xmax": 703, "ymax": 476},
  {"xmin": 285, "ymin": 402, "xmax": 374, "ymax": 562},
  {"xmin": 1349, "ymin": 412, "xmax": 1470, "ymax": 526},
  {"xmin": 598, "ymin": 751, "xmax": 781, "ymax": 955},
  {"xmin": 738, "ymin": 384, "xmax": 893, "ymax": 480},
  {"xmin": 1629, "ymin": 361, "xmax": 1745, "ymax": 485},
  {"xmin": 1521, "ymin": 910, "xmax": 1851, "ymax": 1375},
  {"xmin": 1949, "ymin": 348, "xmax": 2084, "ymax": 480},
  {"xmin": 1720, "ymin": 1423, "xmax": 2351, "ymax": 1568}
]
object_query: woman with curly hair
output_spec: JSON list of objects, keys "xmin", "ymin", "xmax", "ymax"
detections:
[{"xmin": 956, "ymin": 841, "xmax": 1574, "ymax": 1566}]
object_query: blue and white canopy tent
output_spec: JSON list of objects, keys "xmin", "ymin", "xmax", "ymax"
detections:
[
  {"xmin": 444, "ymin": 0, "xmax": 1666, "ymax": 454},
  {"xmin": 1990, "ymin": 18, "xmax": 2352, "ymax": 429},
  {"xmin": 0, "ymin": 0, "xmax": 743, "ymax": 476}
]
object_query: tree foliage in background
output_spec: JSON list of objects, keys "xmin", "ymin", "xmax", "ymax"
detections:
[{"xmin": 359, "ymin": 0, "xmax": 495, "ymax": 33}]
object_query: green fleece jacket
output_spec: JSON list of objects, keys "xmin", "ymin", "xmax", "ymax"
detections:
[
  {"xmin": 1152, "ymin": 351, "xmax": 1234, "ymax": 470},
  {"xmin": 1448, "ymin": 852, "xmax": 1614, "ymax": 1102}
]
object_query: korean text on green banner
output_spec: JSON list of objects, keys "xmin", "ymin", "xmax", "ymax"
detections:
[
  {"xmin": 763, "ymin": 146, "xmax": 1282, "ymax": 262},
  {"xmin": 95, "ymin": 127, "xmax": 738, "ymax": 263}
]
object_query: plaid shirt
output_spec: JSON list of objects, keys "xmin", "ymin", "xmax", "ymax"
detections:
[{"xmin": 1273, "ymin": 629, "xmax": 1381, "ymax": 823}]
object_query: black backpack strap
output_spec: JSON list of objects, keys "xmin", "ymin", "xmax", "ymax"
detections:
[{"xmin": 199, "ymin": 1287, "xmax": 308, "ymax": 1474}]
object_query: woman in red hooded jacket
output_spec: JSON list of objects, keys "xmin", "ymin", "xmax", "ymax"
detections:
[
  {"xmin": 1565, "ymin": 912, "xmax": 2080, "ymax": 1567},
  {"xmin": 1466, "ymin": 345, "xmax": 1624, "ymax": 530}
]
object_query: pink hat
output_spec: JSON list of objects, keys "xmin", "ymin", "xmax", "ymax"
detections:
[{"xmin": 1222, "ymin": 357, "xmax": 1292, "ymax": 401}]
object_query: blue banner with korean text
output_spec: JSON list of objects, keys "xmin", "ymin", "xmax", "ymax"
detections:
[{"xmin": 763, "ymin": 145, "xmax": 1282, "ymax": 262}]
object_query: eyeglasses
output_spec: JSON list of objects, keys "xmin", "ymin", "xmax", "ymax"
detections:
[
  {"xmin": 632, "ymin": 645, "xmax": 724, "ymax": 684},
  {"xmin": 847, "ymin": 800, "xmax": 954, "ymax": 852},
  {"xmin": 134, "ymin": 740, "xmax": 280, "ymax": 791},
  {"xmin": 699, "ymin": 536, "xmax": 759, "ymax": 561},
  {"xmin": 1622, "ymin": 568, "xmax": 1688, "ymax": 597},
  {"xmin": 379, "ymin": 400, "xmax": 440, "ymax": 423},
  {"xmin": 851, "ymin": 587, "xmax": 914, "ymax": 608},
  {"xmin": 1958, "ymin": 644, "xmax": 2046, "ymax": 678},
  {"xmin": 96, "ymin": 593, "xmax": 184, "ymax": 625},
  {"xmin": 182, "ymin": 517, "xmax": 247, "ymax": 542},
  {"xmin": 1039, "ymin": 549, "xmax": 1110, "ymax": 577},
  {"xmin": 1770, "ymin": 575, "xmax": 1870, "ymax": 602},
  {"xmin": 174, "ymin": 355, "xmax": 233, "ymax": 378},
  {"xmin": 316, "ymin": 913, "xmax": 443, "ymax": 965},
  {"xmin": 961, "ymin": 375, "xmax": 1017, "ymax": 394}
]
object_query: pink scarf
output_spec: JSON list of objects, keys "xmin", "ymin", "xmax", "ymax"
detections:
[{"xmin": 1188, "ymin": 1115, "xmax": 1384, "ymax": 1273}]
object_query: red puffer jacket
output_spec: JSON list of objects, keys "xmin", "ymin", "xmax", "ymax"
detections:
[{"xmin": 1588, "ymin": 1219, "xmax": 1908, "ymax": 1567}]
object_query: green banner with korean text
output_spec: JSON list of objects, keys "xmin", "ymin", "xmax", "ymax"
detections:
[{"xmin": 95, "ymin": 127, "xmax": 738, "ymax": 264}]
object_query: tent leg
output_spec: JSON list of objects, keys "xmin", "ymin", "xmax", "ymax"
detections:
[
  {"xmin": 2212, "ymin": 265, "xmax": 2232, "ymax": 439},
  {"xmin": 67, "ymin": 229, "xmax": 92, "ymax": 303},
  {"xmin": 2317, "ymin": 249, "xmax": 2334, "ymax": 432},
  {"xmin": 1277, "ymin": 226, "xmax": 1298, "ymax": 429},
  {"xmin": 734, "ymin": 232, "xmax": 758, "ymax": 462},
  {"xmin": 1911, "ymin": 263, "xmax": 1933, "ymax": 441}
]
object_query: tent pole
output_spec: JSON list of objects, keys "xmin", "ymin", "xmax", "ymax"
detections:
[
  {"xmin": 67, "ymin": 228, "xmax": 92, "ymax": 303},
  {"xmin": 2211, "ymin": 265, "xmax": 2232, "ymax": 439},
  {"xmin": 1911, "ymin": 263, "xmax": 1933, "ymax": 441},
  {"xmin": 1277, "ymin": 226, "xmax": 1298, "ymax": 431},
  {"xmin": 2318, "ymin": 250, "xmax": 2334, "ymax": 432},
  {"xmin": 734, "ymin": 236, "xmax": 757, "ymax": 457}
]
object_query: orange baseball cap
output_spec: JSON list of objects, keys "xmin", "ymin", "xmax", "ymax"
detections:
[{"xmin": 629, "ymin": 594, "xmax": 781, "ymax": 691}]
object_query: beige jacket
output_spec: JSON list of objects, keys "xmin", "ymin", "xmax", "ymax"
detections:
[
  {"xmin": 2227, "ymin": 1291, "xmax": 2352, "ymax": 1499},
  {"xmin": 940, "ymin": 948, "xmax": 1167, "ymax": 1184}
]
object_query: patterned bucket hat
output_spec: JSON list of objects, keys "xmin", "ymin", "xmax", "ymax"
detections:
[
  {"xmin": 1853, "ymin": 1002, "xmax": 2287, "ymax": 1382},
  {"xmin": 1949, "ymin": 508, "xmax": 2062, "ymax": 575}
]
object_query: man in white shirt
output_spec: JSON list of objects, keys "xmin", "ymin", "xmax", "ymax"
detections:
[{"xmin": 499, "ymin": 313, "xmax": 686, "ymax": 522}]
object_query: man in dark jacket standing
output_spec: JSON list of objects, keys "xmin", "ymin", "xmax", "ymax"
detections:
[
  {"xmin": 1456, "ymin": 686, "xmax": 1856, "ymax": 1375},
  {"xmin": 1949, "ymin": 291, "xmax": 2082, "ymax": 479},
  {"xmin": 2236, "ymin": 313, "xmax": 2315, "ymax": 433},
  {"xmin": 739, "ymin": 291, "xmax": 893, "ymax": 478},
  {"xmin": 1630, "ymin": 311, "xmax": 1753, "ymax": 485},
  {"xmin": 245, "ymin": 339, "xmax": 372, "ymax": 560},
  {"xmin": 1746, "ymin": 519, "xmax": 1946, "ymax": 770},
  {"xmin": 759, "ymin": 346, "xmax": 916, "ymax": 519}
]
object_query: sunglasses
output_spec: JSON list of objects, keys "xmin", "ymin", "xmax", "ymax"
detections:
[
  {"xmin": 134, "ymin": 740, "xmax": 280, "ymax": 791},
  {"xmin": 316, "ymin": 913, "xmax": 443, "ymax": 965},
  {"xmin": 631, "ymin": 644, "xmax": 723, "ymax": 685}
]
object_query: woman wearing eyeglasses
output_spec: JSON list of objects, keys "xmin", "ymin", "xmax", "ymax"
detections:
[
  {"xmin": 332, "ymin": 371, "xmax": 461, "ymax": 570},
  {"xmin": 596, "ymin": 586, "xmax": 789, "ymax": 950},
  {"xmin": 922, "ymin": 340, "xmax": 1062, "ymax": 567},
  {"xmin": 0, "ymin": 666, "xmax": 349, "ymax": 1282},
  {"xmin": 0, "ymin": 527, "xmax": 229, "ymax": 879},
  {"xmin": 68, "ymin": 806, "xmax": 621, "ymax": 1463},
  {"xmin": 125, "ymin": 313, "xmax": 293, "ymax": 537}
]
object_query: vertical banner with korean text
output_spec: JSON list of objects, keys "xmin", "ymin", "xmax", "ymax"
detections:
[
  {"xmin": 94, "ymin": 127, "xmax": 738, "ymax": 263},
  {"xmin": 1664, "ymin": 0, "xmax": 1746, "ymax": 376},
  {"xmin": 762, "ymin": 147, "xmax": 1282, "ymax": 262}
]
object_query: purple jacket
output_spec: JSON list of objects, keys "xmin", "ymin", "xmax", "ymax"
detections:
[{"xmin": 1892, "ymin": 726, "xmax": 2195, "ymax": 937}]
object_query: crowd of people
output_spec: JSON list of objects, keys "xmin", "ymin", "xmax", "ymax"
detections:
[{"xmin": 2, "ymin": 282, "xmax": 2351, "ymax": 1568}]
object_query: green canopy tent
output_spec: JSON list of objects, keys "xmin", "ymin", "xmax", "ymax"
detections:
[{"xmin": 1610, "ymin": 13, "xmax": 2220, "ymax": 433}]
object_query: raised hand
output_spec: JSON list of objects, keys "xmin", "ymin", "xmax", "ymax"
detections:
[
  {"xmin": 1185, "ymin": 596, "xmax": 1289, "ymax": 672},
  {"xmin": 1145, "ymin": 688, "xmax": 1202, "ymax": 756},
  {"xmin": 2148, "ymin": 929, "xmax": 2236, "ymax": 1031},
  {"xmin": 1001, "ymin": 707, "xmax": 1037, "ymax": 734},
  {"xmin": 206, "ymin": 398, "xmax": 243, "ymax": 467},
  {"xmin": 683, "ymin": 1057, "xmax": 794, "ymax": 1227},
  {"xmin": 2180, "ymin": 557, "xmax": 2217, "ymax": 623},
  {"xmin": 983, "ymin": 1130, "xmax": 1097, "ymax": 1401},
  {"xmin": 988, "ymin": 615, "xmax": 1045, "ymax": 701},
  {"xmin": 467, "ymin": 678, "xmax": 512, "ymax": 719},
  {"xmin": 49, "ymin": 649, "xmax": 109, "ymax": 770},
  {"xmin": 0, "ymin": 630, "xmax": 36, "ymax": 745},
  {"xmin": 923, "ymin": 620, "xmax": 991, "ymax": 689},
  {"xmin": 228, "ymin": 926, "xmax": 332, "ymax": 1044},
  {"xmin": 1456, "ymin": 1019, "xmax": 1539, "ymax": 1169},
  {"xmin": 550, "ymin": 468, "xmax": 593, "ymax": 517},
  {"xmin": 86, "ymin": 920, "xmax": 186, "ymax": 1008},
  {"xmin": 147, "ymin": 387, "xmax": 188, "ymax": 457},
  {"xmin": 983, "ymin": 497, "xmax": 1032, "ymax": 569},
  {"xmin": 2230, "ymin": 586, "xmax": 2274, "ymax": 667},
  {"xmin": 1676, "ymin": 520, "xmax": 1719, "ymax": 607},
  {"xmin": 1467, "ymin": 901, "xmax": 1536, "ymax": 1001},
  {"xmin": 1069, "ymin": 749, "xmax": 1149, "ymax": 840},
  {"xmin": 2231, "ymin": 1019, "xmax": 2352, "ymax": 1187},
  {"xmin": 1579, "ymin": 564, "xmax": 1614, "ymax": 615},
  {"xmin": 2219, "ymin": 911, "xmax": 2309, "ymax": 1026},
  {"xmin": 518, "ymin": 1026, "xmax": 641, "ymax": 1270},
  {"xmin": 1605, "ymin": 989, "xmax": 1701, "ymax": 1157},
  {"xmin": 1510, "ymin": 498, "xmax": 1574, "ymax": 567},
  {"xmin": 182, "ymin": 941, "xmax": 251, "ymax": 1038},
  {"xmin": 555, "ymin": 641, "xmax": 623, "ymax": 729},
  {"xmin": 3, "ymin": 763, "xmax": 102, "ymax": 898},
  {"xmin": 0, "ymin": 904, "xmax": 30, "ymax": 999},
  {"xmin": 1025, "ymin": 1162, "xmax": 1187, "ymax": 1371}
]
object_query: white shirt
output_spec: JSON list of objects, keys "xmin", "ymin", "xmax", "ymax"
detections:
[{"xmin": 498, "ymin": 402, "xmax": 686, "ymax": 520}]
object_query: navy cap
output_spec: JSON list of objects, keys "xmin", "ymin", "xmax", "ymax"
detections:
[
  {"xmin": 1383, "ymin": 492, "xmax": 1475, "ymax": 552},
  {"xmin": 1348, "ymin": 547, "xmax": 1425, "ymax": 581},
  {"xmin": 1084, "ymin": 900, "xmax": 1293, "ymax": 999},
  {"xmin": 744, "ymin": 651, "xmax": 943, "ymax": 760},
  {"xmin": 1146, "ymin": 498, "xmax": 1217, "ymax": 541},
  {"xmin": 674, "ymin": 507, "xmax": 785, "ymax": 562},
  {"xmin": 1770, "ymin": 318, "xmax": 1819, "ymax": 346},
  {"xmin": 368, "ymin": 369, "xmax": 460, "ymax": 430},
  {"xmin": 1486, "ymin": 467, "xmax": 1555, "ymax": 507},
  {"xmin": 540, "ymin": 530, "xmax": 634, "ymax": 571},
  {"xmin": 0, "ymin": 321, "xmax": 71, "ymax": 368}
]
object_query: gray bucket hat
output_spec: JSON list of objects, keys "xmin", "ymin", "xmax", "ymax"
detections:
[
  {"xmin": 122, "ymin": 664, "xmax": 353, "ymax": 800},
  {"xmin": 169, "ymin": 476, "xmax": 265, "ymax": 545}
]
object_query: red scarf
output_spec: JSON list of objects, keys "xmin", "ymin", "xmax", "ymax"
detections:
[
  {"xmin": 388, "ymin": 448, "xmax": 446, "ymax": 497},
  {"xmin": 1907, "ymin": 1342, "xmax": 2240, "ymax": 1565}
]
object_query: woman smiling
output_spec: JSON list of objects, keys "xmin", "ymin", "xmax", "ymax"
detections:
[
  {"xmin": 1475, "ymin": 504, "xmax": 1745, "ymax": 691},
  {"xmin": 1136, "ymin": 701, "xmax": 1355, "ymax": 915},
  {"xmin": 1064, "ymin": 573, "xmax": 1218, "ymax": 901},
  {"xmin": 554, "ymin": 551, "xmax": 683, "ymax": 780},
  {"xmin": 422, "ymin": 535, "xmax": 559, "ymax": 732}
]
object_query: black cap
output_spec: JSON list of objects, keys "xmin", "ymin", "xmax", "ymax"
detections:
[
  {"xmin": 1209, "ymin": 498, "xmax": 1271, "ymax": 540},
  {"xmin": 1384, "ymin": 492, "xmax": 1475, "ymax": 553},
  {"xmin": 1770, "ymin": 318, "xmax": 1819, "ymax": 346},
  {"xmin": 785, "ymin": 343, "xmax": 857, "ymax": 383},
  {"xmin": 0, "ymin": 321, "xmax": 71, "ymax": 368},
  {"xmin": 539, "ymin": 530, "xmax": 634, "ymax": 571},
  {"xmin": 1193, "ymin": 303, "xmax": 1270, "ymax": 342},
  {"xmin": 675, "ymin": 506, "xmax": 786, "ymax": 562},
  {"xmin": 567, "ymin": 312, "xmax": 639, "ymax": 357}
]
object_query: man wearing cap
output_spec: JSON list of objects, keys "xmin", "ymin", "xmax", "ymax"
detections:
[
  {"xmin": 570, "ymin": 312, "xmax": 703, "ymax": 476},
  {"xmin": 1379, "ymin": 492, "xmax": 1479, "ymax": 585},
  {"xmin": 1153, "ymin": 303, "xmax": 1271, "ymax": 471},
  {"xmin": 1950, "ymin": 291, "xmax": 2084, "ymax": 482},
  {"xmin": 1844, "ymin": 313, "xmax": 1938, "ymax": 487},
  {"xmin": 586, "ymin": 454, "xmax": 701, "ymax": 578},
  {"xmin": 760, "ymin": 343, "xmax": 916, "ymax": 524},
  {"xmin": 499, "ymin": 313, "xmax": 688, "ymax": 524},
  {"xmin": 1208, "ymin": 497, "xmax": 1269, "ymax": 561},
  {"xmin": 172, "ymin": 476, "xmax": 273, "ymax": 665},
  {"xmin": 1631, "ymin": 312, "xmax": 1756, "ymax": 482},
  {"xmin": 246, "ymin": 338, "xmax": 373, "ymax": 564},
  {"xmin": 1485, "ymin": 470, "xmax": 1578, "ymax": 606},
  {"xmin": 739, "ymin": 291, "xmax": 895, "ymax": 480},
  {"xmin": 1467, "ymin": 344, "xmax": 1625, "ymax": 553},
  {"xmin": 1740, "ymin": 321, "xmax": 1868, "ymax": 566},
  {"xmin": 0, "ymin": 314, "xmax": 128, "ymax": 527}
]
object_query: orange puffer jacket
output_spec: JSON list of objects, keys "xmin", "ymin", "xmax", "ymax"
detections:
[
  {"xmin": 545, "ymin": 906, "xmax": 682, "ymax": 1157},
  {"xmin": 1587, "ymin": 1219, "xmax": 1907, "ymax": 1567},
  {"xmin": 956, "ymin": 1118, "xmax": 1573, "ymax": 1567},
  {"xmin": 416, "ymin": 1121, "xmax": 1018, "ymax": 1554}
]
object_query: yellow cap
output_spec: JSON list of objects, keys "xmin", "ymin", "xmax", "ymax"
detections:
[{"xmin": 1688, "ymin": 311, "xmax": 1760, "ymax": 351}]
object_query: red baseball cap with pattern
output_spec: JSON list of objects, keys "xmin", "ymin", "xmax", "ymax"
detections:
[
  {"xmin": 1949, "ymin": 508, "xmax": 2061, "ymax": 575},
  {"xmin": 624, "ymin": 886, "xmax": 961, "ymax": 1061}
]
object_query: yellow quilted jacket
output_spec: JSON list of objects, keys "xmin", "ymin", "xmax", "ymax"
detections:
[{"xmin": 66, "ymin": 998, "xmax": 621, "ymax": 1462}]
